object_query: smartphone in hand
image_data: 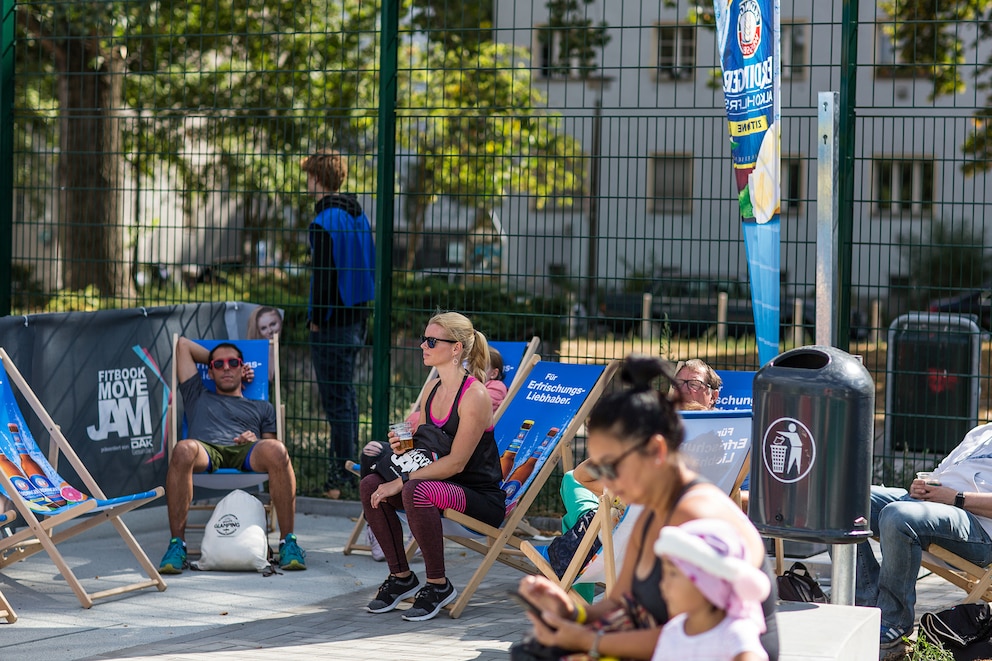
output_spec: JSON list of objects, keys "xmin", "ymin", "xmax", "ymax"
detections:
[{"xmin": 508, "ymin": 590, "xmax": 558, "ymax": 631}]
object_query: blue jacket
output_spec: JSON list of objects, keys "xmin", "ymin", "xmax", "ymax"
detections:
[{"xmin": 308, "ymin": 194, "xmax": 375, "ymax": 325}]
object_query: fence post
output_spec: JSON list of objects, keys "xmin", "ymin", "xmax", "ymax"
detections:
[
  {"xmin": 0, "ymin": 0, "xmax": 15, "ymax": 316},
  {"xmin": 370, "ymin": 0, "xmax": 400, "ymax": 441},
  {"xmin": 716, "ymin": 291, "xmax": 728, "ymax": 342},
  {"xmin": 640, "ymin": 292, "xmax": 652, "ymax": 342},
  {"xmin": 792, "ymin": 297, "xmax": 804, "ymax": 347}
]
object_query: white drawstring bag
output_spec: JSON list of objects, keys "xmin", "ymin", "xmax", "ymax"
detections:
[{"xmin": 191, "ymin": 489, "xmax": 270, "ymax": 572}]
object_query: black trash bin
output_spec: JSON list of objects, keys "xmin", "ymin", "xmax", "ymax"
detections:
[
  {"xmin": 885, "ymin": 312, "xmax": 981, "ymax": 456},
  {"xmin": 748, "ymin": 346, "xmax": 874, "ymax": 544}
]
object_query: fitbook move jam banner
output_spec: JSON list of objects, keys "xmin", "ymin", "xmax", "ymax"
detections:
[
  {"xmin": 0, "ymin": 302, "xmax": 264, "ymax": 498},
  {"xmin": 713, "ymin": 0, "xmax": 781, "ymax": 365}
]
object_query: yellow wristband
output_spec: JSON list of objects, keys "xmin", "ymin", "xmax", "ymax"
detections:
[{"xmin": 573, "ymin": 602, "xmax": 587, "ymax": 624}]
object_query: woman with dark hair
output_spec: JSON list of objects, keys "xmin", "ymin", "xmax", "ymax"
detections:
[{"xmin": 513, "ymin": 354, "xmax": 778, "ymax": 661}]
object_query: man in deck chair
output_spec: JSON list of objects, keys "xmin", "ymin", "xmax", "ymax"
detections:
[
  {"xmin": 862, "ymin": 422, "xmax": 992, "ymax": 653},
  {"xmin": 158, "ymin": 337, "xmax": 306, "ymax": 574}
]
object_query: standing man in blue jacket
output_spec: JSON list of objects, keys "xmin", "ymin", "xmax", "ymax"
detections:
[{"xmin": 301, "ymin": 149, "xmax": 375, "ymax": 499}]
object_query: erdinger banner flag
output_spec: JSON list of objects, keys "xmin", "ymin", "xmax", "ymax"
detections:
[{"xmin": 713, "ymin": 0, "xmax": 781, "ymax": 365}]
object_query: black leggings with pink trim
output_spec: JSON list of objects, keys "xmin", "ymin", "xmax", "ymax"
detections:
[{"xmin": 360, "ymin": 473, "xmax": 503, "ymax": 580}]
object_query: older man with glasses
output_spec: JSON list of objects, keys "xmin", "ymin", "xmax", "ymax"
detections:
[
  {"xmin": 673, "ymin": 358, "xmax": 723, "ymax": 410},
  {"xmin": 157, "ymin": 337, "xmax": 306, "ymax": 575}
]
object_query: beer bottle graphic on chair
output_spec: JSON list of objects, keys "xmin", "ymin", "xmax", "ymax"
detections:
[
  {"xmin": 9, "ymin": 423, "xmax": 68, "ymax": 507},
  {"xmin": 500, "ymin": 419, "xmax": 534, "ymax": 479},
  {"xmin": 2, "ymin": 423, "xmax": 58, "ymax": 509},
  {"xmin": 503, "ymin": 427, "xmax": 559, "ymax": 501}
]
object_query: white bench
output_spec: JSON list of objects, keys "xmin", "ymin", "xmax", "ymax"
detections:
[{"xmin": 778, "ymin": 601, "xmax": 880, "ymax": 660}]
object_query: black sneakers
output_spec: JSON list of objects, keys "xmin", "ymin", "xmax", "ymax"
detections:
[
  {"xmin": 367, "ymin": 573, "xmax": 420, "ymax": 613},
  {"xmin": 401, "ymin": 579, "xmax": 458, "ymax": 621}
]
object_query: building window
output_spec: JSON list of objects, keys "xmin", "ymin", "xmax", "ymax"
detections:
[
  {"xmin": 875, "ymin": 24, "xmax": 924, "ymax": 78},
  {"xmin": 780, "ymin": 23, "xmax": 808, "ymax": 81},
  {"xmin": 874, "ymin": 158, "xmax": 935, "ymax": 215},
  {"xmin": 781, "ymin": 157, "xmax": 803, "ymax": 215},
  {"xmin": 655, "ymin": 25, "xmax": 695, "ymax": 81},
  {"xmin": 648, "ymin": 155, "xmax": 693, "ymax": 213},
  {"xmin": 535, "ymin": 26, "xmax": 578, "ymax": 79}
]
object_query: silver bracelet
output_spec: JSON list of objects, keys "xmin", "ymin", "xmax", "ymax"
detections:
[{"xmin": 589, "ymin": 630, "xmax": 604, "ymax": 660}]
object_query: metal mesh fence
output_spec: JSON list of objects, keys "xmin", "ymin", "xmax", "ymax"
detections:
[{"xmin": 3, "ymin": 0, "xmax": 992, "ymax": 513}]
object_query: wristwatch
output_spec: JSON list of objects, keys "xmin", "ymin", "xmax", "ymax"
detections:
[
  {"xmin": 955, "ymin": 491, "xmax": 966, "ymax": 509},
  {"xmin": 589, "ymin": 630, "xmax": 605, "ymax": 660}
]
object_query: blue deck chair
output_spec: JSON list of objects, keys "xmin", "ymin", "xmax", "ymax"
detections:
[
  {"xmin": 0, "ymin": 348, "xmax": 167, "ymax": 609},
  {"xmin": 168, "ymin": 335, "xmax": 282, "ymax": 534},
  {"xmin": 488, "ymin": 337, "xmax": 541, "ymax": 390},
  {"xmin": 679, "ymin": 408, "xmax": 753, "ymax": 500},
  {"xmin": 440, "ymin": 359, "xmax": 619, "ymax": 618},
  {"xmin": 714, "ymin": 369, "xmax": 756, "ymax": 410}
]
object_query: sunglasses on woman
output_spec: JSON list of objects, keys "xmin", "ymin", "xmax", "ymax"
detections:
[
  {"xmin": 421, "ymin": 335, "xmax": 458, "ymax": 349},
  {"xmin": 210, "ymin": 358, "xmax": 243, "ymax": 370},
  {"xmin": 585, "ymin": 439, "xmax": 650, "ymax": 481}
]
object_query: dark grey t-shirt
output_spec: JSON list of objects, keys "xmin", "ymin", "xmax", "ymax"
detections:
[{"xmin": 179, "ymin": 375, "xmax": 277, "ymax": 447}]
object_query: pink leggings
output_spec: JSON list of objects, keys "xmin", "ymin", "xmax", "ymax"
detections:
[{"xmin": 360, "ymin": 474, "xmax": 468, "ymax": 580}]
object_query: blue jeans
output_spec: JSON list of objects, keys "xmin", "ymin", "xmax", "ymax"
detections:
[
  {"xmin": 856, "ymin": 485, "xmax": 992, "ymax": 631},
  {"xmin": 310, "ymin": 321, "xmax": 365, "ymax": 487}
]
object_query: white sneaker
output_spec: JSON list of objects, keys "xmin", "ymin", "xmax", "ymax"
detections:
[{"xmin": 368, "ymin": 527, "xmax": 385, "ymax": 562}]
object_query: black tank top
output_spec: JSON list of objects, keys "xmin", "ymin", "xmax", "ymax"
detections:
[
  {"xmin": 629, "ymin": 478, "xmax": 705, "ymax": 623},
  {"xmin": 424, "ymin": 375, "xmax": 503, "ymax": 501}
]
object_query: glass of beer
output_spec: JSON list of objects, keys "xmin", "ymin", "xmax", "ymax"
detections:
[{"xmin": 390, "ymin": 422, "xmax": 414, "ymax": 452}]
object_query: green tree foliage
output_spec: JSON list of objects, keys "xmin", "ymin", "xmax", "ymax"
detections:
[
  {"xmin": 409, "ymin": 0, "xmax": 494, "ymax": 49},
  {"xmin": 541, "ymin": 0, "xmax": 611, "ymax": 79},
  {"xmin": 15, "ymin": 0, "xmax": 588, "ymax": 287},
  {"xmin": 393, "ymin": 39, "xmax": 585, "ymax": 269},
  {"xmin": 879, "ymin": 0, "xmax": 992, "ymax": 173},
  {"xmin": 123, "ymin": 0, "xmax": 381, "ymax": 266},
  {"xmin": 17, "ymin": 2, "xmax": 138, "ymax": 298}
]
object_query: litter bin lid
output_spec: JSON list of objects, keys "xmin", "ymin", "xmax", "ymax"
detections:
[{"xmin": 757, "ymin": 345, "xmax": 874, "ymax": 398}]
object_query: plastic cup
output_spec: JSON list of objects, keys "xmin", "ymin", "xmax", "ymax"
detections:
[
  {"xmin": 917, "ymin": 471, "xmax": 941, "ymax": 486},
  {"xmin": 390, "ymin": 422, "xmax": 414, "ymax": 452}
]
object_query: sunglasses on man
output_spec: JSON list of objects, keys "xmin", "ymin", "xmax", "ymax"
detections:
[{"xmin": 210, "ymin": 358, "xmax": 243, "ymax": 370}]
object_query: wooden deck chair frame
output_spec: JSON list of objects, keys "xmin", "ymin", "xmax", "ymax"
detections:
[
  {"xmin": 168, "ymin": 334, "xmax": 284, "ymax": 541},
  {"xmin": 0, "ymin": 348, "xmax": 167, "ymax": 608},
  {"xmin": 343, "ymin": 352, "xmax": 542, "ymax": 557},
  {"xmin": 519, "ymin": 493, "xmax": 621, "ymax": 605},
  {"xmin": 0, "ymin": 509, "xmax": 17, "ymax": 622},
  {"xmin": 440, "ymin": 360, "xmax": 619, "ymax": 619},
  {"xmin": 920, "ymin": 545, "xmax": 992, "ymax": 603}
]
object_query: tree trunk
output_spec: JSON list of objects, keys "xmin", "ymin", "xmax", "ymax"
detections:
[
  {"xmin": 57, "ymin": 39, "xmax": 134, "ymax": 298},
  {"xmin": 403, "ymin": 157, "xmax": 430, "ymax": 271}
]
